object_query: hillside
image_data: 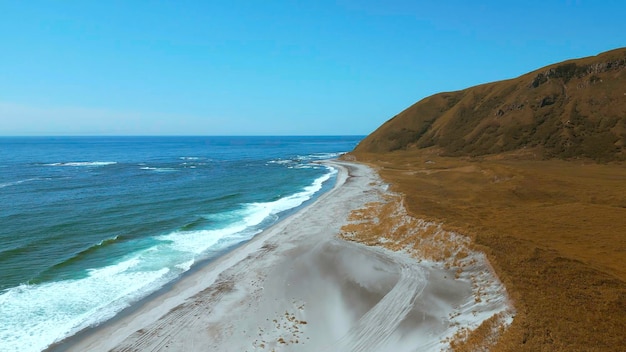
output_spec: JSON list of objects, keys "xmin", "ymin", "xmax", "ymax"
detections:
[
  {"xmin": 347, "ymin": 49, "xmax": 626, "ymax": 351},
  {"xmin": 355, "ymin": 48, "xmax": 626, "ymax": 161}
]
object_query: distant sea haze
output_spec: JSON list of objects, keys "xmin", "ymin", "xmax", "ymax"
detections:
[{"xmin": 0, "ymin": 136, "xmax": 362, "ymax": 352}]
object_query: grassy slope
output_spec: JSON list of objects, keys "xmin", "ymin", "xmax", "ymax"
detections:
[
  {"xmin": 355, "ymin": 48, "xmax": 626, "ymax": 162},
  {"xmin": 350, "ymin": 49, "xmax": 626, "ymax": 351}
]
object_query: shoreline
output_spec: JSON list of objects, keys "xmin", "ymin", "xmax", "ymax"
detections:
[
  {"xmin": 46, "ymin": 160, "xmax": 352, "ymax": 351},
  {"xmin": 49, "ymin": 160, "xmax": 511, "ymax": 351}
]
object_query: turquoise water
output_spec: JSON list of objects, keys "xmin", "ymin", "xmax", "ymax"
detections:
[{"xmin": 0, "ymin": 136, "xmax": 362, "ymax": 351}]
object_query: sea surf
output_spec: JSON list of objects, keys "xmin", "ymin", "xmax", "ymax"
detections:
[{"xmin": 0, "ymin": 136, "xmax": 362, "ymax": 351}]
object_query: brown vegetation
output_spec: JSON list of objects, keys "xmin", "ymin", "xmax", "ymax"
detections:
[
  {"xmin": 348, "ymin": 149, "xmax": 626, "ymax": 351},
  {"xmin": 348, "ymin": 48, "xmax": 626, "ymax": 350},
  {"xmin": 339, "ymin": 190, "xmax": 512, "ymax": 350},
  {"xmin": 447, "ymin": 312, "xmax": 510, "ymax": 352},
  {"xmin": 340, "ymin": 195, "xmax": 473, "ymax": 269},
  {"xmin": 355, "ymin": 48, "xmax": 626, "ymax": 162}
]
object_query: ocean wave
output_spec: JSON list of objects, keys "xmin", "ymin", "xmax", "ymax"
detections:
[
  {"xmin": 158, "ymin": 168, "xmax": 336, "ymax": 257},
  {"xmin": 157, "ymin": 208, "xmax": 266, "ymax": 255},
  {"xmin": 46, "ymin": 161, "xmax": 117, "ymax": 167},
  {"xmin": 294, "ymin": 164, "xmax": 316, "ymax": 169},
  {"xmin": 23, "ymin": 235, "xmax": 127, "ymax": 287},
  {"xmin": 267, "ymin": 152, "xmax": 344, "ymax": 168},
  {"xmin": 179, "ymin": 217, "xmax": 207, "ymax": 231},
  {"xmin": 267, "ymin": 159, "xmax": 292, "ymax": 165},
  {"xmin": 180, "ymin": 163, "xmax": 201, "ymax": 169},
  {"xmin": 0, "ymin": 167, "xmax": 337, "ymax": 352},
  {"xmin": 0, "ymin": 178, "xmax": 39, "ymax": 189},
  {"xmin": 246, "ymin": 169, "xmax": 334, "ymax": 219},
  {"xmin": 307, "ymin": 152, "xmax": 345, "ymax": 159},
  {"xmin": 140, "ymin": 166, "xmax": 177, "ymax": 172},
  {"xmin": 50, "ymin": 236, "xmax": 121, "ymax": 266},
  {"xmin": 208, "ymin": 192, "xmax": 242, "ymax": 203},
  {"xmin": 0, "ymin": 256, "xmax": 171, "ymax": 352}
]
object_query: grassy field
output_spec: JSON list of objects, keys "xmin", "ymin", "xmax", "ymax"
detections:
[{"xmin": 349, "ymin": 149, "xmax": 626, "ymax": 351}]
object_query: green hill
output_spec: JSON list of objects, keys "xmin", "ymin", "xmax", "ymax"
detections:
[{"xmin": 355, "ymin": 48, "xmax": 626, "ymax": 161}]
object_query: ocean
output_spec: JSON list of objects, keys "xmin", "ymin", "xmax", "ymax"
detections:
[{"xmin": 0, "ymin": 136, "xmax": 362, "ymax": 352}]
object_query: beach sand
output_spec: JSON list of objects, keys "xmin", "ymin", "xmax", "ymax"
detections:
[{"xmin": 52, "ymin": 161, "xmax": 511, "ymax": 352}]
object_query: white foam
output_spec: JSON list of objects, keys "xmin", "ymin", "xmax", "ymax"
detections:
[
  {"xmin": 140, "ymin": 167, "xmax": 177, "ymax": 172},
  {"xmin": 0, "ymin": 257, "xmax": 171, "ymax": 352},
  {"xmin": 46, "ymin": 161, "xmax": 117, "ymax": 167},
  {"xmin": 268, "ymin": 152, "xmax": 344, "ymax": 167},
  {"xmin": 247, "ymin": 167, "xmax": 335, "ymax": 216},
  {"xmin": 96, "ymin": 235, "xmax": 119, "ymax": 246},
  {"xmin": 157, "ymin": 169, "xmax": 335, "ymax": 257},
  {"xmin": 267, "ymin": 159, "xmax": 293, "ymax": 165},
  {"xmin": 175, "ymin": 259, "xmax": 195, "ymax": 271},
  {"xmin": 308, "ymin": 152, "xmax": 344, "ymax": 159},
  {"xmin": 158, "ymin": 228, "xmax": 235, "ymax": 254},
  {"xmin": 0, "ymin": 178, "xmax": 39, "ymax": 189}
]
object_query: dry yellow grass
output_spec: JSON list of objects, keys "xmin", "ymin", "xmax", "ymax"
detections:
[
  {"xmin": 340, "ymin": 195, "xmax": 473, "ymax": 269},
  {"xmin": 354, "ymin": 48, "xmax": 626, "ymax": 162},
  {"xmin": 348, "ymin": 149, "xmax": 626, "ymax": 351},
  {"xmin": 446, "ymin": 312, "xmax": 510, "ymax": 352}
]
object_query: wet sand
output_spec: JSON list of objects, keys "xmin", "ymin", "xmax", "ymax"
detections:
[{"xmin": 54, "ymin": 161, "xmax": 510, "ymax": 352}]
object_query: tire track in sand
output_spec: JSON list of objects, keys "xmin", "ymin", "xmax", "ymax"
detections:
[
  {"xmin": 335, "ymin": 250, "xmax": 428, "ymax": 352},
  {"xmin": 110, "ymin": 277, "xmax": 235, "ymax": 352}
]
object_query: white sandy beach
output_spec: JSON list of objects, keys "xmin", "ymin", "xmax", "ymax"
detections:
[{"xmin": 55, "ymin": 161, "xmax": 511, "ymax": 352}]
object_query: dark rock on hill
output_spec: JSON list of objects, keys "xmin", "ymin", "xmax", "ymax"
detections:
[{"xmin": 355, "ymin": 48, "xmax": 626, "ymax": 161}]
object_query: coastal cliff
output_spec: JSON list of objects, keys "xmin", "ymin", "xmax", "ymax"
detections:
[{"xmin": 349, "ymin": 48, "xmax": 626, "ymax": 351}]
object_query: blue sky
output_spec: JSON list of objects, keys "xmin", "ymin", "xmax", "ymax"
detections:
[{"xmin": 1, "ymin": 1, "xmax": 624, "ymax": 136}]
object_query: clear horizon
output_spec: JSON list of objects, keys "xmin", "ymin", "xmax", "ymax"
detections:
[{"xmin": 2, "ymin": 1, "xmax": 625, "ymax": 136}]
